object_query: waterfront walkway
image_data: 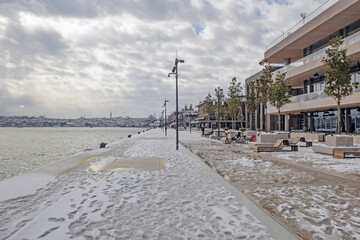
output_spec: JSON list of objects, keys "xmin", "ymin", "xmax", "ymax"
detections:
[{"xmin": 0, "ymin": 129, "xmax": 297, "ymax": 240}]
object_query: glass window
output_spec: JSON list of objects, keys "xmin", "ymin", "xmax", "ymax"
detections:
[
  {"xmin": 356, "ymin": 117, "xmax": 360, "ymax": 133},
  {"xmin": 331, "ymin": 117, "xmax": 337, "ymax": 132},
  {"xmin": 326, "ymin": 118, "xmax": 331, "ymax": 130}
]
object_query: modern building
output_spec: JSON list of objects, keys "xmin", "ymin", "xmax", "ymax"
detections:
[{"xmin": 249, "ymin": 0, "xmax": 360, "ymax": 133}]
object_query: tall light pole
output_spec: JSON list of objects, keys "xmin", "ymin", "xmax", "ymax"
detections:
[
  {"xmin": 168, "ymin": 58, "xmax": 185, "ymax": 150},
  {"xmin": 163, "ymin": 100, "xmax": 169, "ymax": 136},
  {"xmin": 188, "ymin": 107, "xmax": 193, "ymax": 134},
  {"xmin": 213, "ymin": 99, "xmax": 224, "ymax": 139}
]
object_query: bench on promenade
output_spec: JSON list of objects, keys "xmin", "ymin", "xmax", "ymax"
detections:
[
  {"xmin": 253, "ymin": 139, "xmax": 298, "ymax": 152},
  {"xmin": 333, "ymin": 149, "xmax": 360, "ymax": 159},
  {"xmin": 284, "ymin": 137, "xmax": 312, "ymax": 149},
  {"xmin": 300, "ymin": 137, "xmax": 313, "ymax": 147}
]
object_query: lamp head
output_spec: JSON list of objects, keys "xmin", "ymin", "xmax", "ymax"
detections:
[
  {"xmin": 168, "ymin": 73, "xmax": 171, "ymax": 77},
  {"xmin": 176, "ymin": 58, "xmax": 185, "ymax": 64},
  {"xmin": 172, "ymin": 66, "xmax": 176, "ymax": 73}
]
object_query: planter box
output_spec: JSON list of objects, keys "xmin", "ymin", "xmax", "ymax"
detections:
[
  {"xmin": 325, "ymin": 135, "xmax": 353, "ymax": 147},
  {"xmin": 354, "ymin": 135, "xmax": 360, "ymax": 145},
  {"xmin": 290, "ymin": 132, "xmax": 325, "ymax": 142},
  {"xmin": 257, "ymin": 132, "xmax": 289, "ymax": 143}
]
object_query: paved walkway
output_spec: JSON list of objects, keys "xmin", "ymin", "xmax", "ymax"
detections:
[{"xmin": 0, "ymin": 129, "xmax": 298, "ymax": 239}]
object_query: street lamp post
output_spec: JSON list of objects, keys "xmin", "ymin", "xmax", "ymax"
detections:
[
  {"xmin": 168, "ymin": 58, "xmax": 185, "ymax": 150},
  {"xmin": 163, "ymin": 100, "xmax": 169, "ymax": 136},
  {"xmin": 213, "ymin": 99, "xmax": 224, "ymax": 139},
  {"xmin": 189, "ymin": 110, "xmax": 192, "ymax": 134}
]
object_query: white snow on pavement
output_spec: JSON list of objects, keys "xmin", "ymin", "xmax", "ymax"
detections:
[{"xmin": 0, "ymin": 129, "xmax": 272, "ymax": 240}]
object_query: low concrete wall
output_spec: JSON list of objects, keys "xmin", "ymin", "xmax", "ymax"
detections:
[
  {"xmin": 354, "ymin": 135, "xmax": 360, "ymax": 145},
  {"xmin": 257, "ymin": 132, "xmax": 289, "ymax": 143},
  {"xmin": 290, "ymin": 132, "xmax": 325, "ymax": 142},
  {"xmin": 313, "ymin": 145, "xmax": 360, "ymax": 155},
  {"xmin": 325, "ymin": 135, "xmax": 353, "ymax": 147},
  {"xmin": 244, "ymin": 130, "xmax": 256, "ymax": 137}
]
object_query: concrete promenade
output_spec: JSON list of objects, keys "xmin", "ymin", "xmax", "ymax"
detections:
[{"xmin": 0, "ymin": 128, "xmax": 298, "ymax": 240}]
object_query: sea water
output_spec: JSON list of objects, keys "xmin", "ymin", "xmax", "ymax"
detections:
[{"xmin": 0, "ymin": 127, "xmax": 145, "ymax": 181}]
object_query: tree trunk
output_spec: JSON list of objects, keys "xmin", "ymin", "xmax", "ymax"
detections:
[
  {"xmin": 337, "ymin": 102, "xmax": 341, "ymax": 134},
  {"xmin": 278, "ymin": 110, "xmax": 281, "ymax": 131},
  {"xmin": 263, "ymin": 104, "xmax": 267, "ymax": 131}
]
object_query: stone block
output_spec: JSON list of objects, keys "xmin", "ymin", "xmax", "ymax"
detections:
[
  {"xmin": 313, "ymin": 144, "xmax": 360, "ymax": 155},
  {"xmin": 257, "ymin": 132, "xmax": 289, "ymax": 143},
  {"xmin": 354, "ymin": 136, "xmax": 360, "ymax": 145},
  {"xmin": 325, "ymin": 135, "xmax": 353, "ymax": 147},
  {"xmin": 290, "ymin": 132, "xmax": 325, "ymax": 142},
  {"xmin": 244, "ymin": 130, "xmax": 256, "ymax": 137}
]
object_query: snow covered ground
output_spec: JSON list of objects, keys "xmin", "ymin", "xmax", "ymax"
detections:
[
  {"xmin": 182, "ymin": 133, "xmax": 360, "ymax": 240},
  {"xmin": 275, "ymin": 145, "xmax": 360, "ymax": 175},
  {"xmin": 0, "ymin": 129, "xmax": 286, "ymax": 240}
]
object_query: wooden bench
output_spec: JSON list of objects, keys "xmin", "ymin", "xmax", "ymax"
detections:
[
  {"xmin": 333, "ymin": 149, "xmax": 360, "ymax": 159},
  {"xmin": 300, "ymin": 137, "xmax": 313, "ymax": 147},
  {"xmin": 287, "ymin": 137, "xmax": 312, "ymax": 148},
  {"xmin": 254, "ymin": 139, "xmax": 295, "ymax": 152}
]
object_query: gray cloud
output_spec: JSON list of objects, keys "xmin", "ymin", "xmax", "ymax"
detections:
[{"xmin": 0, "ymin": 0, "xmax": 329, "ymax": 118}]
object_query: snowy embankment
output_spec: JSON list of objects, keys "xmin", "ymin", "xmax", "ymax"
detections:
[{"xmin": 0, "ymin": 128, "xmax": 283, "ymax": 240}]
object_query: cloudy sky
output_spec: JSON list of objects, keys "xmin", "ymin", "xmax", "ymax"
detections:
[{"xmin": 0, "ymin": 0, "xmax": 327, "ymax": 118}]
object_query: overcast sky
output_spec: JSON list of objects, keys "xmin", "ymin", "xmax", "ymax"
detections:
[{"xmin": 0, "ymin": 0, "xmax": 327, "ymax": 118}]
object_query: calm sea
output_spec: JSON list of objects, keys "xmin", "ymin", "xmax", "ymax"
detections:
[{"xmin": 0, "ymin": 127, "xmax": 145, "ymax": 181}]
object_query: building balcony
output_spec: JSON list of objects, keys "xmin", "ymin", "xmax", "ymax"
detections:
[
  {"xmin": 273, "ymin": 30, "xmax": 360, "ymax": 88},
  {"xmin": 265, "ymin": 0, "xmax": 360, "ymax": 63},
  {"xmin": 267, "ymin": 88, "xmax": 360, "ymax": 115},
  {"xmin": 266, "ymin": 0, "xmax": 339, "ymax": 51}
]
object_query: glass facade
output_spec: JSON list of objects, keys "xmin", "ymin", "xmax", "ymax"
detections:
[{"xmin": 300, "ymin": 108, "xmax": 360, "ymax": 133}]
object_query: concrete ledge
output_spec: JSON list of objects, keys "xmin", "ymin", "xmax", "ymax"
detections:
[
  {"xmin": 313, "ymin": 145, "xmax": 360, "ymax": 156},
  {"xmin": 258, "ymin": 132, "xmax": 289, "ymax": 143},
  {"xmin": 244, "ymin": 130, "xmax": 256, "ymax": 137},
  {"xmin": 290, "ymin": 132, "xmax": 325, "ymax": 142},
  {"xmin": 353, "ymin": 135, "xmax": 360, "ymax": 145}
]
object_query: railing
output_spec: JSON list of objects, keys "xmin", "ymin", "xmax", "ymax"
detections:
[
  {"xmin": 266, "ymin": 0, "xmax": 339, "ymax": 51},
  {"xmin": 274, "ymin": 30, "xmax": 360, "ymax": 75},
  {"xmin": 290, "ymin": 85, "xmax": 360, "ymax": 104}
]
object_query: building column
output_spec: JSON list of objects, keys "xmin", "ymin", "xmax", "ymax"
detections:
[
  {"xmin": 266, "ymin": 114, "xmax": 271, "ymax": 132},
  {"xmin": 346, "ymin": 108, "xmax": 351, "ymax": 133},
  {"xmin": 303, "ymin": 112, "xmax": 308, "ymax": 131},
  {"xmin": 284, "ymin": 114, "xmax": 290, "ymax": 131},
  {"xmin": 309, "ymin": 112, "xmax": 315, "ymax": 131}
]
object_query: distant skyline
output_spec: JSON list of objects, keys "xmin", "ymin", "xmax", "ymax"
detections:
[{"xmin": 0, "ymin": 0, "xmax": 327, "ymax": 118}]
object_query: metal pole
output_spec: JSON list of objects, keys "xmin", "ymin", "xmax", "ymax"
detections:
[
  {"xmin": 168, "ymin": 58, "xmax": 184, "ymax": 151},
  {"xmin": 164, "ymin": 100, "xmax": 168, "ymax": 136},
  {"xmin": 189, "ymin": 110, "xmax": 192, "ymax": 134},
  {"xmin": 175, "ymin": 66, "xmax": 179, "ymax": 150},
  {"xmin": 218, "ymin": 98, "xmax": 220, "ymax": 138}
]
